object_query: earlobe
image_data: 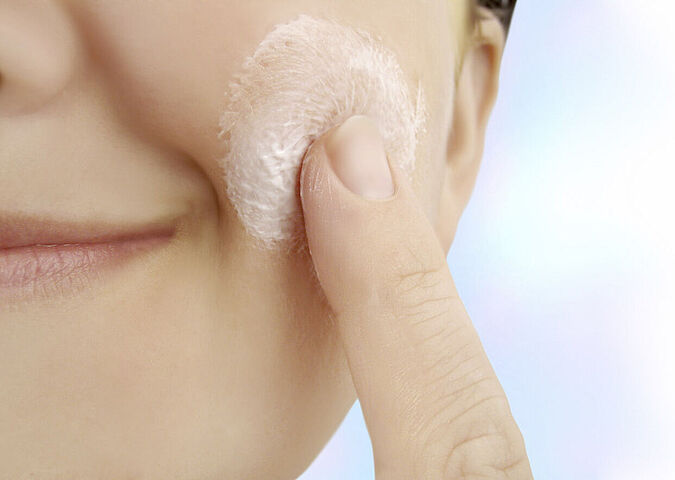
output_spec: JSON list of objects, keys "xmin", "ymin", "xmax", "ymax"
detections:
[{"xmin": 434, "ymin": 8, "xmax": 506, "ymax": 254}]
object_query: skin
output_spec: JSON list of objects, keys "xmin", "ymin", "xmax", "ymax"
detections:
[{"xmin": 0, "ymin": 0, "xmax": 531, "ymax": 478}]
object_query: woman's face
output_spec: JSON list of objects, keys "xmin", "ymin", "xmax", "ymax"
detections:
[{"xmin": 1, "ymin": 1, "xmax": 461, "ymax": 477}]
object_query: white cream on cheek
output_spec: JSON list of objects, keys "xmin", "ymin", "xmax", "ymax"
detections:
[{"xmin": 218, "ymin": 14, "xmax": 427, "ymax": 250}]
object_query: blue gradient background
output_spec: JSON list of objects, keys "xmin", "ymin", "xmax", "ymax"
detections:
[{"xmin": 301, "ymin": 2, "xmax": 675, "ymax": 479}]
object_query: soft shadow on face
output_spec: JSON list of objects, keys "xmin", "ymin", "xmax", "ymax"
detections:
[{"xmin": 0, "ymin": 0, "xmax": 457, "ymax": 478}]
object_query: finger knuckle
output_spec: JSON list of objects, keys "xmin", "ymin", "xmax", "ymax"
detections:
[
  {"xmin": 416, "ymin": 396, "xmax": 530, "ymax": 479},
  {"xmin": 388, "ymin": 247, "xmax": 453, "ymax": 309},
  {"xmin": 384, "ymin": 255, "xmax": 461, "ymax": 352}
]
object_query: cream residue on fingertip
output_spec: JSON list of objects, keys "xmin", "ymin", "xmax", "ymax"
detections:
[{"xmin": 218, "ymin": 14, "xmax": 427, "ymax": 250}]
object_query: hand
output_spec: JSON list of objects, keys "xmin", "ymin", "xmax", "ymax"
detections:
[{"xmin": 300, "ymin": 115, "xmax": 533, "ymax": 479}]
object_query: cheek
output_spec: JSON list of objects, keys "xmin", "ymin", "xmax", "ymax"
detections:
[
  {"xmin": 76, "ymin": 2, "xmax": 453, "ymax": 248},
  {"xmin": 70, "ymin": 1, "xmax": 244, "ymax": 182},
  {"xmin": 219, "ymin": 14, "xmax": 428, "ymax": 250}
]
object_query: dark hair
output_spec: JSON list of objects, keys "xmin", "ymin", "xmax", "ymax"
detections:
[{"xmin": 476, "ymin": 0, "xmax": 516, "ymax": 35}]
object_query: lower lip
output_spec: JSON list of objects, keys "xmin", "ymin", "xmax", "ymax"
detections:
[{"xmin": 0, "ymin": 233, "xmax": 173, "ymax": 298}]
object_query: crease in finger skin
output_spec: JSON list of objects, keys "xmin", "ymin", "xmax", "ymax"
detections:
[{"xmin": 217, "ymin": 14, "xmax": 429, "ymax": 251}]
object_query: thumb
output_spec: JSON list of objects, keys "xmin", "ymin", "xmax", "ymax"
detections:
[{"xmin": 300, "ymin": 115, "xmax": 531, "ymax": 479}]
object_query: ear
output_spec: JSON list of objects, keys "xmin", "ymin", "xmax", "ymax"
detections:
[{"xmin": 435, "ymin": 8, "xmax": 506, "ymax": 254}]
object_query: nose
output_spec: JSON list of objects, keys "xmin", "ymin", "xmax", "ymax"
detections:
[{"xmin": 0, "ymin": 1, "xmax": 80, "ymax": 116}]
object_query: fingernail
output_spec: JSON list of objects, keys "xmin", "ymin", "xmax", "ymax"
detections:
[{"xmin": 324, "ymin": 115, "xmax": 394, "ymax": 199}]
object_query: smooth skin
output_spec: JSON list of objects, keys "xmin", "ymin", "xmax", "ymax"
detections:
[{"xmin": 0, "ymin": 0, "xmax": 530, "ymax": 478}]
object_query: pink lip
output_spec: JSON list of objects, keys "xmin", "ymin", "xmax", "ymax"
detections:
[{"xmin": 0, "ymin": 214, "xmax": 176, "ymax": 297}]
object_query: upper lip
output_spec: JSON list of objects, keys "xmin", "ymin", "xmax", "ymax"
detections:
[{"xmin": 0, "ymin": 212, "xmax": 178, "ymax": 249}]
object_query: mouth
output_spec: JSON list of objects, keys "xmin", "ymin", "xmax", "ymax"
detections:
[{"xmin": 0, "ymin": 214, "xmax": 177, "ymax": 301}]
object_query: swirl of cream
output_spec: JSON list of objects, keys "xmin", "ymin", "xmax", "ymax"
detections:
[{"xmin": 219, "ymin": 14, "xmax": 427, "ymax": 250}]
